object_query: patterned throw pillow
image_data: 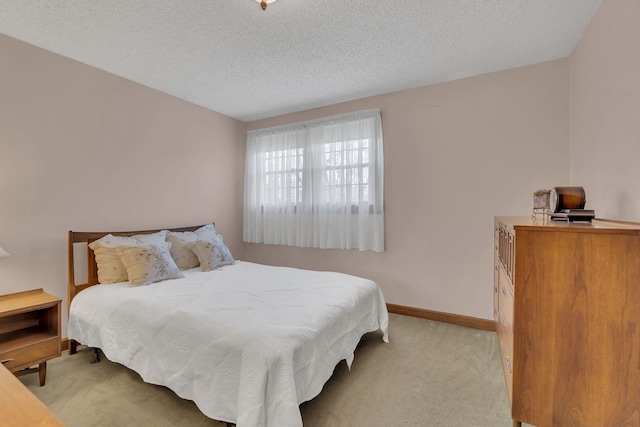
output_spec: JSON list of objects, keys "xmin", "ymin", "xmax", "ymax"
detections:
[
  {"xmin": 166, "ymin": 224, "xmax": 216, "ymax": 270},
  {"xmin": 187, "ymin": 235, "xmax": 235, "ymax": 272},
  {"xmin": 88, "ymin": 231, "xmax": 168, "ymax": 284},
  {"xmin": 116, "ymin": 242, "xmax": 184, "ymax": 286}
]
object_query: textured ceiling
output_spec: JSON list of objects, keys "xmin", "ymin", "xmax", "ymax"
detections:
[{"xmin": 0, "ymin": 0, "xmax": 603, "ymax": 122}]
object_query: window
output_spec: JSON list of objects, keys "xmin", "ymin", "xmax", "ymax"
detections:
[
  {"xmin": 244, "ymin": 109, "xmax": 384, "ymax": 252},
  {"xmin": 263, "ymin": 147, "xmax": 304, "ymax": 208}
]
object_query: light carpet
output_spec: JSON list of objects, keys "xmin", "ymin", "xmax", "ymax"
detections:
[{"xmin": 21, "ymin": 313, "xmax": 523, "ymax": 427}]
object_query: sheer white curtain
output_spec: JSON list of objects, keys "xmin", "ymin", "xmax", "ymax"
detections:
[{"xmin": 244, "ymin": 109, "xmax": 384, "ymax": 252}]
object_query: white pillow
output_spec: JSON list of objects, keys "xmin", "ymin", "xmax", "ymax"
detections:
[
  {"xmin": 88, "ymin": 230, "xmax": 168, "ymax": 284},
  {"xmin": 116, "ymin": 242, "xmax": 184, "ymax": 286},
  {"xmin": 187, "ymin": 235, "xmax": 235, "ymax": 272},
  {"xmin": 166, "ymin": 224, "xmax": 217, "ymax": 270}
]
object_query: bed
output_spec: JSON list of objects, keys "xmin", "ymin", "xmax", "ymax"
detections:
[{"xmin": 66, "ymin": 223, "xmax": 389, "ymax": 427}]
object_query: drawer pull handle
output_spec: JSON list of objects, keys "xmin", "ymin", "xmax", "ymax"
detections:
[{"xmin": 1, "ymin": 358, "xmax": 14, "ymax": 364}]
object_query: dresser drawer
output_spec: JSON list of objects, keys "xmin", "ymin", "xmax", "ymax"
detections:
[
  {"xmin": 0, "ymin": 336, "xmax": 59, "ymax": 372},
  {"xmin": 497, "ymin": 266, "xmax": 514, "ymax": 403}
]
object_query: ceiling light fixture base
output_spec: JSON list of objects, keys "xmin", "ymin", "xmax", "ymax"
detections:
[{"xmin": 256, "ymin": 0, "xmax": 277, "ymax": 10}]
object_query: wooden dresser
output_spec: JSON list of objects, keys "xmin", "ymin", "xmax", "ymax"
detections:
[
  {"xmin": 0, "ymin": 362, "xmax": 63, "ymax": 426},
  {"xmin": 494, "ymin": 216, "xmax": 640, "ymax": 427}
]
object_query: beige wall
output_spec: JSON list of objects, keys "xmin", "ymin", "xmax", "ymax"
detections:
[
  {"xmin": 569, "ymin": 0, "xmax": 640, "ymax": 221},
  {"xmin": 245, "ymin": 60, "xmax": 570, "ymax": 320},
  {"xmin": 0, "ymin": 35, "xmax": 246, "ymax": 335}
]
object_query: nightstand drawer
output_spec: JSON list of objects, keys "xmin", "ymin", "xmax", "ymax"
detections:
[{"xmin": 0, "ymin": 336, "xmax": 58, "ymax": 371}]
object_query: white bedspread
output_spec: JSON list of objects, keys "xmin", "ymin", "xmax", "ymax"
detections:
[{"xmin": 68, "ymin": 261, "xmax": 389, "ymax": 427}]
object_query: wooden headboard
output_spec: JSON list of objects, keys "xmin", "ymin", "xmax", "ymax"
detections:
[{"xmin": 67, "ymin": 223, "xmax": 209, "ymax": 309}]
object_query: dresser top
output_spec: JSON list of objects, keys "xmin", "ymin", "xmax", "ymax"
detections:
[
  {"xmin": 0, "ymin": 364, "xmax": 64, "ymax": 426},
  {"xmin": 496, "ymin": 216, "xmax": 640, "ymax": 234}
]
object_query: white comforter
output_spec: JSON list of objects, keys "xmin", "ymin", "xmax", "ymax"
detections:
[{"xmin": 68, "ymin": 261, "xmax": 389, "ymax": 427}]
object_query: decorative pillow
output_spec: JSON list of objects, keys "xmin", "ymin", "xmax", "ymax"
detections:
[
  {"xmin": 166, "ymin": 224, "xmax": 217, "ymax": 270},
  {"xmin": 88, "ymin": 231, "xmax": 168, "ymax": 284},
  {"xmin": 116, "ymin": 242, "xmax": 184, "ymax": 286},
  {"xmin": 186, "ymin": 235, "xmax": 235, "ymax": 272}
]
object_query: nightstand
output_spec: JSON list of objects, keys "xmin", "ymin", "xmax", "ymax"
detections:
[{"xmin": 0, "ymin": 289, "xmax": 61, "ymax": 386}]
